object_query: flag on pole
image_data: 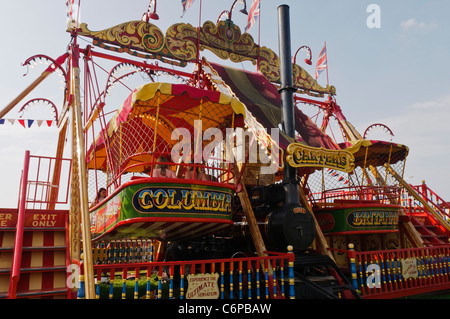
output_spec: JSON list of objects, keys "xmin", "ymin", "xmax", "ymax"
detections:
[
  {"xmin": 245, "ymin": 0, "xmax": 260, "ymax": 32},
  {"xmin": 66, "ymin": 0, "xmax": 80, "ymax": 27},
  {"xmin": 66, "ymin": 0, "xmax": 75, "ymax": 19},
  {"xmin": 181, "ymin": 0, "xmax": 195, "ymax": 17},
  {"xmin": 314, "ymin": 43, "xmax": 328, "ymax": 80}
]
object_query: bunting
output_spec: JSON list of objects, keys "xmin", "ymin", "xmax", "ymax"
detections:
[
  {"xmin": 66, "ymin": 0, "xmax": 80, "ymax": 27},
  {"xmin": 0, "ymin": 119, "xmax": 56, "ymax": 128},
  {"xmin": 327, "ymin": 168, "xmax": 349, "ymax": 184}
]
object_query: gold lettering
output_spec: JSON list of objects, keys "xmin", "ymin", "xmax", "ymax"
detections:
[
  {"xmin": 0, "ymin": 213, "xmax": 12, "ymax": 220},
  {"xmin": 181, "ymin": 190, "xmax": 195, "ymax": 210},
  {"xmin": 167, "ymin": 189, "xmax": 181, "ymax": 209},
  {"xmin": 153, "ymin": 189, "xmax": 169, "ymax": 209},
  {"xmin": 138, "ymin": 190, "xmax": 154, "ymax": 209}
]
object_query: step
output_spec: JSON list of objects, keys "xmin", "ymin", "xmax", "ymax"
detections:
[
  {"xmin": 0, "ymin": 288, "xmax": 69, "ymax": 299},
  {"xmin": 0, "ymin": 266, "xmax": 66, "ymax": 274},
  {"xmin": 16, "ymin": 288, "xmax": 69, "ymax": 298},
  {"xmin": 0, "ymin": 246, "xmax": 67, "ymax": 252},
  {"xmin": 420, "ymin": 234, "xmax": 448, "ymax": 239},
  {"xmin": 19, "ymin": 266, "xmax": 67, "ymax": 273}
]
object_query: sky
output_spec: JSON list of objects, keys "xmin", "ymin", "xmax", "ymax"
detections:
[{"xmin": 0, "ymin": 0, "xmax": 449, "ymax": 208}]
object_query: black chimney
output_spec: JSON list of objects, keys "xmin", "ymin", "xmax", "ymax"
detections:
[{"xmin": 277, "ymin": 5, "xmax": 299, "ymax": 206}]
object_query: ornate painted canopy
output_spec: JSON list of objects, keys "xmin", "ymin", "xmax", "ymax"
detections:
[{"xmin": 72, "ymin": 19, "xmax": 336, "ymax": 97}]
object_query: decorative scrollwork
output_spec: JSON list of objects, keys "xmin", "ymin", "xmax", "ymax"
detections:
[
  {"xmin": 73, "ymin": 19, "xmax": 336, "ymax": 96},
  {"xmin": 78, "ymin": 21, "xmax": 165, "ymax": 54},
  {"xmin": 165, "ymin": 22, "xmax": 199, "ymax": 61}
]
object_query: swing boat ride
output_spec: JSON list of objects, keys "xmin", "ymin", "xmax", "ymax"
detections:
[{"xmin": 1, "ymin": 1, "xmax": 450, "ymax": 300}]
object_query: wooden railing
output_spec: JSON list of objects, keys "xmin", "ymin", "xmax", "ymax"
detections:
[
  {"xmin": 346, "ymin": 244, "xmax": 450, "ymax": 299},
  {"xmin": 77, "ymin": 248, "xmax": 296, "ymax": 299}
]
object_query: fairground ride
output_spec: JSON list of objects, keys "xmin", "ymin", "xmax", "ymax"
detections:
[{"xmin": 1, "ymin": 1, "xmax": 450, "ymax": 300}]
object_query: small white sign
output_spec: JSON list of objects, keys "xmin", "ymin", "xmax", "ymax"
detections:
[
  {"xmin": 401, "ymin": 258, "xmax": 418, "ymax": 279},
  {"xmin": 186, "ymin": 273, "xmax": 220, "ymax": 299}
]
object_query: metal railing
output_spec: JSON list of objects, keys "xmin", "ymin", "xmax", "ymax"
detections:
[
  {"xmin": 310, "ymin": 185, "xmax": 401, "ymax": 205},
  {"xmin": 7, "ymin": 151, "xmax": 30, "ymax": 299},
  {"xmin": 77, "ymin": 248, "xmax": 296, "ymax": 299},
  {"xmin": 346, "ymin": 244, "xmax": 450, "ymax": 299},
  {"xmin": 404, "ymin": 183, "xmax": 450, "ymax": 221},
  {"xmin": 25, "ymin": 154, "xmax": 72, "ymax": 209},
  {"xmin": 6, "ymin": 151, "xmax": 72, "ymax": 298}
]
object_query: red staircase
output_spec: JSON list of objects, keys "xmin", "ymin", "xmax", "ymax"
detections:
[
  {"xmin": 0, "ymin": 208, "xmax": 70, "ymax": 298},
  {"xmin": 0, "ymin": 151, "xmax": 72, "ymax": 298},
  {"xmin": 402, "ymin": 182, "xmax": 450, "ymax": 246}
]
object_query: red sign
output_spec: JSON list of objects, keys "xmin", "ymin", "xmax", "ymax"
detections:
[{"xmin": 0, "ymin": 211, "xmax": 66, "ymax": 228}]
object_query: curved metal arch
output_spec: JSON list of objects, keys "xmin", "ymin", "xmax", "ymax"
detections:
[
  {"xmin": 22, "ymin": 54, "xmax": 68, "ymax": 84},
  {"xmin": 363, "ymin": 123, "xmax": 395, "ymax": 141},
  {"xmin": 18, "ymin": 98, "xmax": 59, "ymax": 124}
]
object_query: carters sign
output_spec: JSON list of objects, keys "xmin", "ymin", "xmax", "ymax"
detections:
[{"xmin": 286, "ymin": 143, "xmax": 355, "ymax": 173}]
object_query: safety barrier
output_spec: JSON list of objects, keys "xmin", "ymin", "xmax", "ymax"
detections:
[
  {"xmin": 405, "ymin": 183, "xmax": 450, "ymax": 220},
  {"xmin": 311, "ymin": 185, "xmax": 401, "ymax": 205},
  {"xmin": 347, "ymin": 244, "xmax": 450, "ymax": 299},
  {"xmin": 91, "ymin": 240, "xmax": 158, "ymax": 265},
  {"xmin": 25, "ymin": 153, "xmax": 72, "ymax": 210},
  {"xmin": 77, "ymin": 247, "xmax": 296, "ymax": 299}
]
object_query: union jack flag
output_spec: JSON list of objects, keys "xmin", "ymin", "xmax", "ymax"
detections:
[
  {"xmin": 245, "ymin": 0, "xmax": 260, "ymax": 32},
  {"xmin": 314, "ymin": 43, "xmax": 328, "ymax": 80},
  {"xmin": 181, "ymin": 0, "xmax": 195, "ymax": 17}
]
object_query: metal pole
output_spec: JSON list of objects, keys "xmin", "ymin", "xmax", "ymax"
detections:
[
  {"xmin": 7, "ymin": 150, "xmax": 30, "ymax": 299},
  {"xmin": 277, "ymin": 5, "xmax": 299, "ymax": 205},
  {"xmin": 70, "ymin": 41, "xmax": 95, "ymax": 299}
]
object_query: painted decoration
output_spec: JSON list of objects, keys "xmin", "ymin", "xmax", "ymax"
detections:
[
  {"xmin": 89, "ymin": 181, "xmax": 234, "ymax": 241},
  {"xmin": 73, "ymin": 20, "xmax": 336, "ymax": 97},
  {"xmin": 315, "ymin": 206, "xmax": 400, "ymax": 234}
]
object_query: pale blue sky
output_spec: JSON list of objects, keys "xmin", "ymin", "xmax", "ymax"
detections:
[{"xmin": 0, "ymin": 0, "xmax": 449, "ymax": 207}]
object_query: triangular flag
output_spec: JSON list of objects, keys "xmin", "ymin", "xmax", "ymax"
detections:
[
  {"xmin": 27, "ymin": 119, "xmax": 34, "ymax": 128},
  {"xmin": 8, "ymin": 119, "xmax": 15, "ymax": 125},
  {"xmin": 37, "ymin": 120, "xmax": 43, "ymax": 127},
  {"xmin": 46, "ymin": 120, "xmax": 53, "ymax": 127},
  {"xmin": 18, "ymin": 119, "xmax": 25, "ymax": 128},
  {"xmin": 0, "ymin": 119, "xmax": 4, "ymax": 125}
]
